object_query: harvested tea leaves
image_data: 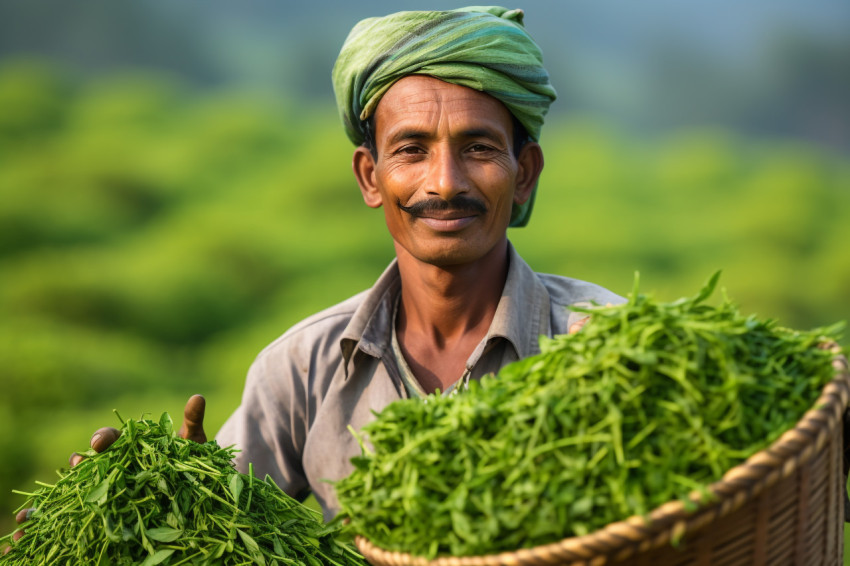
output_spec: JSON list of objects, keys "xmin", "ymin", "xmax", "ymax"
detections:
[
  {"xmin": 1, "ymin": 412, "xmax": 366, "ymax": 566},
  {"xmin": 336, "ymin": 272, "xmax": 843, "ymax": 558}
]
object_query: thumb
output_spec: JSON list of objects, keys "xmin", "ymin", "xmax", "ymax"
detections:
[{"xmin": 178, "ymin": 394, "xmax": 207, "ymax": 443}]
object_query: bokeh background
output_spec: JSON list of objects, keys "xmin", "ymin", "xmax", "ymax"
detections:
[{"xmin": 1, "ymin": 0, "xmax": 848, "ymax": 556}]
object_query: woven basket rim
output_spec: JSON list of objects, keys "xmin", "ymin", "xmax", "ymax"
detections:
[{"xmin": 355, "ymin": 355, "xmax": 850, "ymax": 566}]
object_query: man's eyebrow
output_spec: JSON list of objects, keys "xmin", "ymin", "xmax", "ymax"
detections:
[
  {"xmin": 386, "ymin": 129, "xmax": 429, "ymax": 146},
  {"xmin": 385, "ymin": 127, "xmax": 508, "ymax": 146},
  {"xmin": 460, "ymin": 128, "xmax": 507, "ymax": 145}
]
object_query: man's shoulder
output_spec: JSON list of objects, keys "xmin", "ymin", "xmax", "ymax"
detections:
[
  {"xmin": 535, "ymin": 271, "xmax": 625, "ymax": 308},
  {"xmin": 507, "ymin": 244, "xmax": 624, "ymax": 309},
  {"xmin": 256, "ymin": 290, "xmax": 369, "ymax": 360}
]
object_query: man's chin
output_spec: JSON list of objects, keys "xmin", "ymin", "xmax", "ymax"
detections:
[{"xmin": 403, "ymin": 239, "xmax": 501, "ymax": 269}]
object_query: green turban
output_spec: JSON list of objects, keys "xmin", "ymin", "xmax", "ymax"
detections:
[{"xmin": 331, "ymin": 6, "xmax": 557, "ymax": 227}]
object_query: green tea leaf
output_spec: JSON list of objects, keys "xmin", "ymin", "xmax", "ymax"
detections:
[
  {"xmin": 145, "ymin": 527, "xmax": 182, "ymax": 542},
  {"xmin": 229, "ymin": 472, "xmax": 244, "ymax": 506},
  {"xmin": 140, "ymin": 548, "xmax": 175, "ymax": 566},
  {"xmin": 85, "ymin": 477, "xmax": 109, "ymax": 505}
]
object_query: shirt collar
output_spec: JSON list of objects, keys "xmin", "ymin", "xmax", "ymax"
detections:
[
  {"xmin": 339, "ymin": 241, "xmax": 552, "ymax": 375},
  {"xmin": 478, "ymin": 241, "xmax": 551, "ymax": 360},
  {"xmin": 340, "ymin": 259, "xmax": 401, "ymax": 373}
]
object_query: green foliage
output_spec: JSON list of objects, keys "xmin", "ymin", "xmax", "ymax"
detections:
[
  {"xmin": 0, "ymin": 316, "xmax": 174, "ymax": 411},
  {"xmin": 0, "ymin": 60, "xmax": 70, "ymax": 147},
  {"xmin": 0, "ymin": 412, "xmax": 366, "ymax": 565},
  {"xmin": 0, "ymin": 59, "xmax": 847, "ymax": 545},
  {"xmin": 511, "ymin": 118, "xmax": 850, "ymax": 331},
  {"xmin": 335, "ymin": 274, "xmax": 842, "ymax": 558}
]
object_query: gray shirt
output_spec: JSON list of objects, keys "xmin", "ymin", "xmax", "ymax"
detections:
[{"xmin": 216, "ymin": 243, "xmax": 623, "ymax": 519}]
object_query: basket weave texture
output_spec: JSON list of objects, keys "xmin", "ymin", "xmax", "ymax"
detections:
[{"xmin": 355, "ymin": 356, "xmax": 850, "ymax": 566}]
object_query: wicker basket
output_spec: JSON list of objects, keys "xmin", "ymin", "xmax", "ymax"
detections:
[{"xmin": 355, "ymin": 355, "xmax": 850, "ymax": 566}]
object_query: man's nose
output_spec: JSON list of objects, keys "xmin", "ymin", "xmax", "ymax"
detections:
[{"xmin": 426, "ymin": 147, "xmax": 470, "ymax": 200}]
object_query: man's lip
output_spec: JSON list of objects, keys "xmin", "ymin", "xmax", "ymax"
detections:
[
  {"xmin": 417, "ymin": 216, "xmax": 477, "ymax": 231},
  {"xmin": 415, "ymin": 211, "xmax": 479, "ymax": 220}
]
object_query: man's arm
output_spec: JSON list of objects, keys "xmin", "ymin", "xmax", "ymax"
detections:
[{"xmin": 216, "ymin": 342, "xmax": 313, "ymax": 502}]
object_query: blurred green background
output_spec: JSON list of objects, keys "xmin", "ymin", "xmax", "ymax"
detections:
[{"xmin": 0, "ymin": 0, "xmax": 848, "ymax": 559}]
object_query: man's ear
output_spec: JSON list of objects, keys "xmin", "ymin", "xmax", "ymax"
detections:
[
  {"xmin": 514, "ymin": 141, "xmax": 544, "ymax": 205},
  {"xmin": 353, "ymin": 146, "xmax": 383, "ymax": 208}
]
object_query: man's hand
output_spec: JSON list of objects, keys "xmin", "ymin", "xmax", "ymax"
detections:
[
  {"xmin": 67, "ymin": 395, "xmax": 207, "ymax": 465},
  {"xmin": 5, "ymin": 395, "xmax": 207, "ymax": 555},
  {"xmin": 568, "ymin": 316, "xmax": 590, "ymax": 334},
  {"xmin": 568, "ymin": 303, "xmax": 617, "ymax": 335}
]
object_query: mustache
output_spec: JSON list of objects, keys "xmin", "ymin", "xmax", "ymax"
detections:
[{"xmin": 397, "ymin": 195, "xmax": 488, "ymax": 217}]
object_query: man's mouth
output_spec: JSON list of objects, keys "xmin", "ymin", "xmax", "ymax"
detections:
[{"xmin": 418, "ymin": 210, "xmax": 475, "ymax": 220}]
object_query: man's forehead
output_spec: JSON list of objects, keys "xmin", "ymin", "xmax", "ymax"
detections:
[{"xmin": 374, "ymin": 76, "xmax": 513, "ymax": 136}]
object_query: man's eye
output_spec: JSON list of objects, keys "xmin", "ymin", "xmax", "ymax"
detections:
[
  {"xmin": 397, "ymin": 145, "xmax": 423, "ymax": 155},
  {"xmin": 469, "ymin": 144, "xmax": 494, "ymax": 152}
]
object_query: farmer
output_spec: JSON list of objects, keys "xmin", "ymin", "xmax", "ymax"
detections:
[{"xmin": 10, "ymin": 6, "xmax": 622, "ymax": 538}]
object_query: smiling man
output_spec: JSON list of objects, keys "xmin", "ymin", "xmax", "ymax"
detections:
[
  {"xmin": 25, "ymin": 8, "xmax": 622, "ymax": 530},
  {"xmin": 213, "ymin": 7, "xmax": 622, "ymax": 519}
]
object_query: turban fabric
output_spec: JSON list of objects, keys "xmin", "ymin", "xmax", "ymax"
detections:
[{"xmin": 331, "ymin": 6, "xmax": 557, "ymax": 227}]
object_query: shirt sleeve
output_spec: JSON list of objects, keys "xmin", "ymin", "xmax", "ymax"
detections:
[{"xmin": 215, "ymin": 340, "xmax": 312, "ymax": 501}]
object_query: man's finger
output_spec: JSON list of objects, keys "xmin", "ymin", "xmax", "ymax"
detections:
[
  {"xmin": 178, "ymin": 394, "xmax": 207, "ymax": 443},
  {"xmin": 90, "ymin": 427, "xmax": 121, "ymax": 453},
  {"xmin": 15, "ymin": 509, "xmax": 33, "ymax": 524},
  {"xmin": 68, "ymin": 426, "xmax": 121, "ymax": 468}
]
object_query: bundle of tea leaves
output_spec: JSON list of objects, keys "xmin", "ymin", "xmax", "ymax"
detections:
[
  {"xmin": 336, "ymin": 272, "xmax": 843, "ymax": 558},
  {"xmin": 1, "ymin": 412, "xmax": 365, "ymax": 566}
]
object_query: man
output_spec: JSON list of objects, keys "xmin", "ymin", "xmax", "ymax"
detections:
[
  {"xmin": 10, "ymin": 7, "xmax": 622, "ymax": 540},
  {"xmin": 213, "ymin": 6, "xmax": 622, "ymax": 519}
]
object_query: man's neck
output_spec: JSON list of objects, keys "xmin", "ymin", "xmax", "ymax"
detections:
[{"xmin": 394, "ymin": 239, "xmax": 510, "ymax": 394}]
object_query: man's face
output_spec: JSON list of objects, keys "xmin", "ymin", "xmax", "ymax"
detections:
[{"xmin": 353, "ymin": 75, "xmax": 542, "ymax": 268}]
